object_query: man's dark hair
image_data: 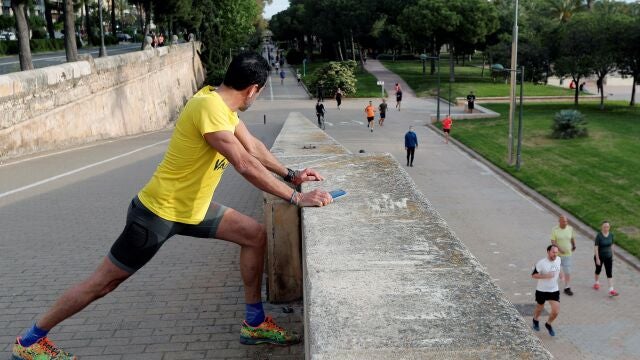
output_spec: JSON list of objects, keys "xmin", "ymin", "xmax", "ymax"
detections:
[
  {"xmin": 223, "ymin": 52, "xmax": 270, "ymax": 90},
  {"xmin": 547, "ymin": 244, "xmax": 558, "ymax": 252}
]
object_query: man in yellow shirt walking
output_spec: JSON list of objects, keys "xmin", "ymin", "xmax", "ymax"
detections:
[
  {"xmin": 551, "ymin": 215, "xmax": 577, "ymax": 296},
  {"xmin": 11, "ymin": 52, "xmax": 333, "ymax": 360}
]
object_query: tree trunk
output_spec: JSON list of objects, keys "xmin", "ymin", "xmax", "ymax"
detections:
[
  {"xmin": 137, "ymin": 4, "xmax": 144, "ymax": 36},
  {"xmin": 631, "ymin": 74, "xmax": 637, "ymax": 106},
  {"xmin": 84, "ymin": 0, "xmax": 92, "ymax": 45},
  {"xmin": 350, "ymin": 29, "xmax": 356, "ymax": 62},
  {"xmin": 44, "ymin": 0, "xmax": 55, "ymax": 40},
  {"xmin": 598, "ymin": 75, "xmax": 605, "ymax": 110},
  {"xmin": 63, "ymin": 0, "xmax": 78, "ymax": 62},
  {"xmin": 111, "ymin": 0, "xmax": 116, "ymax": 35},
  {"xmin": 573, "ymin": 76, "xmax": 580, "ymax": 106},
  {"xmin": 481, "ymin": 53, "xmax": 485, "ymax": 78},
  {"xmin": 449, "ymin": 43, "xmax": 455, "ymax": 83},
  {"xmin": 11, "ymin": 0, "xmax": 33, "ymax": 71},
  {"xmin": 337, "ymin": 41, "xmax": 344, "ymax": 61}
]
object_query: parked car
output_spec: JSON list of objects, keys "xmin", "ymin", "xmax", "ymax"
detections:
[
  {"xmin": 116, "ymin": 32, "xmax": 132, "ymax": 42},
  {"xmin": 0, "ymin": 31, "xmax": 17, "ymax": 41}
]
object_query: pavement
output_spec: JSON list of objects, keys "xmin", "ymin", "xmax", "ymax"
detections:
[
  {"xmin": 1, "ymin": 59, "xmax": 639, "ymax": 359},
  {"xmin": 0, "ymin": 43, "xmax": 143, "ymax": 75}
]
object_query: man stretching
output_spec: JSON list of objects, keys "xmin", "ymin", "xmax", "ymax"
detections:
[{"xmin": 11, "ymin": 52, "xmax": 333, "ymax": 360}]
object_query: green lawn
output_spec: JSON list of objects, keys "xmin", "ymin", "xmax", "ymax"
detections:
[
  {"xmin": 381, "ymin": 60, "xmax": 578, "ymax": 101},
  {"xmin": 450, "ymin": 102, "xmax": 640, "ymax": 258},
  {"xmin": 294, "ymin": 61, "xmax": 385, "ymax": 98}
]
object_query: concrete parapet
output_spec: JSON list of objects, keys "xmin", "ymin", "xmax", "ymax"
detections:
[
  {"xmin": 0, "ymin": 42, "xmax": 204, "ymax": 161},
  {"xmin": 269, "ymin": 113, "xmax": 552, "ymax": 359}
]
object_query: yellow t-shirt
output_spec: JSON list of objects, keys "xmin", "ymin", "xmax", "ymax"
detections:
[
  {"xmin": 138, "ymin": 86, "xmax": 238, "ymax": 224},
  {"xmin": 551, "ymin": 225, "xmax": 575, "ymax": 256}
]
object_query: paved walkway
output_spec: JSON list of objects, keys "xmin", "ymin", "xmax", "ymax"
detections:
[
  {"xmin": 2, "ymin": 59, "xmax": 638, "ymax": 359},
  {"xmin": 306, "ymin": 59, "xmax": 640, "ymax": 359}
]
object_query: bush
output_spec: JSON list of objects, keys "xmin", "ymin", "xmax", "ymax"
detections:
[
  {"xmin": 30, "ymin": 39, "xmax": 64, "ymax": 52},
  {"xmin": 286, "ymin": 49, "xmax": 304, "ymax": 65},
  {"xmin": 309, "ymin": 60, "xmax": 357, "ymax": 97},
  {"xmin": 551, "ymin": 110, "xmax": 588, "ymax": 139}
]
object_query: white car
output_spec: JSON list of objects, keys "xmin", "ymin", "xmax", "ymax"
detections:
[{"xmin": 0, "ymin": 31, "xmax": 17, "ymax": 41}]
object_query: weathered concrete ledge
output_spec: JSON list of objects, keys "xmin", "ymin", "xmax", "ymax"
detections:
[
  {"xmin": 0, "ymin": 42, "xmax": 204, "ymax": 161},
  {"xmin": 269, "ymin": 112, "xmax": 551, "ymax": 359}
]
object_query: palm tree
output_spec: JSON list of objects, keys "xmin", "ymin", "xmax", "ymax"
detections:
[
  {"xmin": 545, "ymin": 0, "xmax": 584, "ymax": 23},
  {"xmin": 10, "ymin": 0, "xmax": 33, "ymax": 70}
]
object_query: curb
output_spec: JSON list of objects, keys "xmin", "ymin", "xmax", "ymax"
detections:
[{"xmin": 426, "ymin": 122, "xmax": 640, "ymax": 273}]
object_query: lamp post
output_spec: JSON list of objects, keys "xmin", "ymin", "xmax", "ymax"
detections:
[
  {"xmin": 98, "ymin": 0, "xmax": 107, "ymax": 57},
  {"xmin": 423, "ymin": 55, "xmax": 441, "ymax": 123},
  {"xmin": 516, "ymin": 66, "xmax": 525, "ymax": 171},
  {"xmin": 507, "ymin": 0, "xmax": 519, "ymax": 165}
]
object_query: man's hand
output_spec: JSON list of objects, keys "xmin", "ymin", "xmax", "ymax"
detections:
[
  {"xmin": 292, "ymin": 168, "xmax": 325, "ymax": 186},
  {"xmin": 297, "ymin": 189, "xmax": 332, "ymax": 207}
]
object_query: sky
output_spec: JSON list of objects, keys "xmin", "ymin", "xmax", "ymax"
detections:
[{"xmin": 263, "ymin": 0, "xmax": 290, "ymax": 19}]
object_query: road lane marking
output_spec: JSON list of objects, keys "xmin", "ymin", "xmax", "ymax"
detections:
[{"xmin": 0, "ymin": 139, "xmax": 168, "ymax": 199}]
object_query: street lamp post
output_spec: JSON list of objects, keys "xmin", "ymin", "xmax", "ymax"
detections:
[
  {"xmin": 516, "ymin": 66, "xmax": 525, "ymax": 171},
  {"xmin": 98, "ymin": 0, "xmax": 107, "ymax": 57},
  {"xmin": 423, "ymin": 54, "xmax": 441, "ymax": 123},
  {"xmin": 507, "ymin": 0, "xmax": 519, "ymax": 165}
]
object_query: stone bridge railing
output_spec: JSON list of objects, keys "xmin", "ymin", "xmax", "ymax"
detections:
[
  {"xmin": 266, "ymin": 113, "xmax": 552, "ymax": 359},
  {"xmin": 0, "ymin": 42, "xmax": 204, "ymax": 161}
]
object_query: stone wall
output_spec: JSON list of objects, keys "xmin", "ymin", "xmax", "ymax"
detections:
[
  {"xmin": 269, "ymin": 113, "xmax": 552, "ymax": 359},
  {"xmin": 0, "ymin": 42, "xmax": 204, "ymax": 161}
]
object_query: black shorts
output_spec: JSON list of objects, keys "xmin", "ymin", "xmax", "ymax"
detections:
[
  {"xmin": 468, "ymin": 102, "xmax": 474, "ymax": 110},
  {"xmin": 396, "ymin": 93, "xmax": 403, "ymax": 101},
  {"xmin": 443, "ymin": 128, "xmax": 450, "ymax": 133},
  {"xmin": 367, "ymin": 116, "xmax": 374, "ymax": 122},
  {"xmin": 380, "ymin": 113, "xmax": 386, "ymax": 119},
  {"xmin": 535, "ymin": 290, "xmax": 560, "ymax": 305},
  {"xmin": 108, "ymin": 197, "xmax": 228, "ymax": 273}
]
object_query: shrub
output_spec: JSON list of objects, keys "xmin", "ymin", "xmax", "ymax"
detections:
[
  {"xmin": 308, "ymin": 60, "xmax": 357, "ymax": 97},
  {"xmin": 551, "ymin": 110, "xmax": 588, "ymax": 139},
  {"xmin": 286, "ymin": 49, "xmax": 304, "ymax": 65}
]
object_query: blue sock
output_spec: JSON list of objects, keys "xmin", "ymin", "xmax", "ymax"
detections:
[
  {"xmin": 245, "ymin": 302, "xmax": 265, "ymax": 327},
  {"xmin": 20, "ymin": 323, "xmax": 49, "ymax": 347}
]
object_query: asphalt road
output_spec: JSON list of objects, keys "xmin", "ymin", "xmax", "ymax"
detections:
[{"xmin": 0, "ymin": 42, "xmax": 142, "ymax": 75}]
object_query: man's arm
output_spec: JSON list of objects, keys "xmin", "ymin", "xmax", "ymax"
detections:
[
  {"xmin": 203, "ymin": 129, "xmax": 330, "ymax": 207},
  {"xmin": 571, "ymin": 229, "xmax": 577, "ymax": 251},
  {"xmin": 233, "ymin": 121, "xmax": 324, "ymax": 186}
]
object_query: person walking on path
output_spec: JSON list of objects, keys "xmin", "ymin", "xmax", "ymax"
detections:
[
  {"xmin": 317, "ymin": 82, "xmax": 325, "ymax": 102},
  {"xmin": 466, "ymin": 91, "xmax": 476, "ymax": 113},
  {"xmin": 315, "ymin": 100, "xmax": 326, "ymax": 129},
  {"xmin": 335, "ymin": 87, "xmax": 343, "ymax": 109},
  {"xmin": 279, "ymin": 69, "xmax": 286, "ymax": 85},
  {"xmin": 593, "ymin": 220, "xmax": 619, "ymax": 296},
  {"xmin": 532, "ymin": 244, "xmax": 564, "ymax": 337},
  {"xmin": 404, "ymin": 126, "xmax": 418, "ymax": 167},
  {"xmin": 296, "ymin": 71, "xmax": 302, "ymax": 85},
  {"xmin": 10, "ymin": 52, "xmax": 333, "ymax": 360},
  {"xmin": 365, "ymin": 101, "xmax": 376, "ymax": 132},
  {"xmin": 442, "ymin": 115, "xmax": 452, "ymax": 144},
  {"xmin": 551, "ymin": 215, "xmax": 577, "ymax": 296},
  {"xmin": 378, "ymin": 99, "xmax": 387, "ymax": 126},
  {"xmin": 395, "ymin": 83, "xmax": 403, "ymax": 111}
]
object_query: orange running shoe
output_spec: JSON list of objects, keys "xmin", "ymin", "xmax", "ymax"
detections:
[
  {"xmin": 12, "ymin": 337, "xmax": 77, "ymax": 360},
  {"xmin": 239, "ymin": 315, "xmax": 301, "ymax": 346}
]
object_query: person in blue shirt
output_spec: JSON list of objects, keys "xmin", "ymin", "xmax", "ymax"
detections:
[{"xmin": 404, "ymin": 126, "xmax": 418, "ymax": 167}]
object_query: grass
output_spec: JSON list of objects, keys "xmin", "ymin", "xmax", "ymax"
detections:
[
  {"xmin": 449, "ymin": 102, "xmax": 640, "ymax": 258},
  {"xmin": 294, "ymin": 60, "xmax": 385, "ymax": 98},
  {"xmin": 380, "ymin": 59, "xmax": 579, "ymax": 101}
]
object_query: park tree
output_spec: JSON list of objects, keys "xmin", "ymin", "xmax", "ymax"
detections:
[
  {"xmin": 552, "ymin": 12, "xmax": 595, "ymax": 106},
  {"xmin": 545, "ymin": 0, "xmax": 584, "ymax": 23},
  {"xmin": 618, "ymin": 15, "xmax": 640, "ymax": 106},
  {"xmin": 586, "ymin": 9, "xmax": 626, "ymax": 109},
  {"xmin": 43, "ymin": 0, "xmax": 55, "ymax": 40},
  {"xmin": 63, "ymin": 0, "xmax": 78, "ymax": 62},
  {"xmin": 10, "ymin": 0, "xmax": 33, "ymax": 70}
]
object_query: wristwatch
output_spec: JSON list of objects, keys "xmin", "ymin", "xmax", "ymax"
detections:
[{"xmin": 283, "ymin": 168, "xmax": 297, "ymax": 183}]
